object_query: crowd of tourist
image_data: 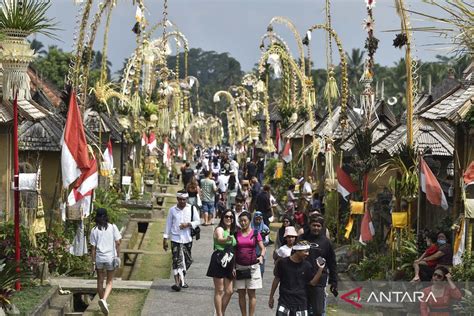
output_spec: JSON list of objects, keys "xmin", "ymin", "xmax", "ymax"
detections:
[
  {"xmin": 170, "ymin": 147, "xmax": 339, "ymax": 316},
  {"xmin": 87, "ymin": 145, "xmax": 462, "ymax": 315}
]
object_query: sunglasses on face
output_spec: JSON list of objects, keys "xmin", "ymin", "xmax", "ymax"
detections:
[
  {"xmin": 224, "ymin": 215, "xmax": 234, "ymax": 220},
  {"xmin": 177, "ymin": 198, "xmax": 187, "ymax": 201},
  {"xmin": 433, "ymin": 273, "xmax": 444, "ymax": 279}
]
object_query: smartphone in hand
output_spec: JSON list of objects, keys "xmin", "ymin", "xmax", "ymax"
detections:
[{"xmin": 316, "ymin": 256, "xmax": 326, "ymax": 267}]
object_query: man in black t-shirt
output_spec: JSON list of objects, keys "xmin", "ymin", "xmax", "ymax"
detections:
[
  {"xmin": 302, "ymin": 216, "xmax": 338, "ymax": 316},
  {"xmin": 269, "ymin": 241, "xmax": 325, "ymax": 315}
]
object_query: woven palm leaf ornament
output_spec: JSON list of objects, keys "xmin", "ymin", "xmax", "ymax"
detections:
[
  {"xmin": 0, "ymin": 0, "xmax": 58, "ymax": 101},
  {"xmin": 305, "ymin": 24, "xmax": 349, "ymax": 131},
  {"xmin": 68, "ymin": 0, "xmax": 94, "ymax": 92},
  {"xmin": 359, "ymin": 0, "xmax": 379, "ymax": 128},
  {"xmin": 79, "ymin": 0, "xmax": 117, "ymax": 107},
  {"xmin": 323, "ymin": 0, "xmax": 339, "ymax": 115},
  {"xmin": 394, "ymin": 0, "xmax": 419, "ymax": 146},
  {"xmin": 213, "ymin": 90, "xmax": 246, "ymax": 145}
]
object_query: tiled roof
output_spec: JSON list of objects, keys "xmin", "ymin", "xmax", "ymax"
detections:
[
  {"xmin": 100, "ymin": 113, "xmax": 125, "ymax": 142},
  {"xmin": 420, "ymin": 85, "xmax": 474, "ymax": 123},
  {"xmin": 1, "ymin": 98, "xmax": 50, "ymax": 121},
  {"xmin": 27, "ymin": 67, "xmax": 65, "ymax": 108},
  {"xmin": 19, "ymin": 114, "xmax": 63, "ymax": 151},
  {"xmin": 19, "ymin": 111, "xmax": 99, "ymax": 152},
  {"xmin": 0, "ymin": 103, "xmax": 12, "ymax": 123},
  {"xmin": 371, "ymin": 122, "xmax": 453, "ymax": 156}
]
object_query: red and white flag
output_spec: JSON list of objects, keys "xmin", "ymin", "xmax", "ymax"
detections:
[
  {"xmin": 282, "ymin": 139, "xmax": 292, "ymax": 163},
  {"xmin": 102, "ymin": 140, "xmax": 114, "ymax": 171},
  {"xmin": 147, "ymin": 131, "xmax": 157, "ymax": 151},
  {"xmin": 359, "ymin": 206, "xmax": 375, "ymax": 244},
  {"xmin": 420, "ymin": 157, "xmax": 448, "ymax": 210},
  {"xmin": 67, "ymin": 158, "xmax": 98, "ymax": 217},
  {"xmin": 336, "ymin": 167, "xmax": 358, "ymax": 200},
  {"xmin": 61, "ymin": 90, "xmax": 92, "ymax": 188},
  {"xmin": 275, "ymin": 126, "xmax": 283, "ymax": 153},
  {"xmin": 68, "ymin": 157, "xmax": 98, "ymax": 205}
]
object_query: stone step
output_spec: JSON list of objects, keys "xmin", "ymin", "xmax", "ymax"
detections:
[{"xmin": 41, "ymin": 292, "xmax": 73, "ymax": 316}]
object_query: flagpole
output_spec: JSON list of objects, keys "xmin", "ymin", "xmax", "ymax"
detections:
[{"xmin": 13, "ymin": 91, "xmax": 21, "ymax": 291}]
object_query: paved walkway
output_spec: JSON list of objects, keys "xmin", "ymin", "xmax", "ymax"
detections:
[{"xmin": 142, "ymin": 221, "xmax": 276, "ymax": 315}]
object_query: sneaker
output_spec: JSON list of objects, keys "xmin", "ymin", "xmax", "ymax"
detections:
[
  {"xmin": 98, "ymin": 299, "xmax": 109, "ymax": 314},
  {"xmin": 171, "ymin": 284, "xmax": 181, "ymax": 292},
  {"xmin": 181, "ymin": 283, "xmax": 189, "ymax": 289}
]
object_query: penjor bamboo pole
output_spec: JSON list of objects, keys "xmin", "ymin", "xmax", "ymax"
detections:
[{"xmin": 398, "ymin": 0, "xmax": 414, "ymax": 147}]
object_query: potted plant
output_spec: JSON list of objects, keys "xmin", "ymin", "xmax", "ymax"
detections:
[{"xmin": 0, "ymin": 0, "xmax": 57, "ymax": 100}]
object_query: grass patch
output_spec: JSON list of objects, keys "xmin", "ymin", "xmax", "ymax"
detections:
[
  {"xmin": 9, "ymin": 285, "xmax": 52, "ymax": 315},
  {"xmin": 85, "ymin": 289, "xmax": 148, "ymax": 316},
  {"xmin": 132, "ymin": 219, "xmax": 171, "ymax": 281}
]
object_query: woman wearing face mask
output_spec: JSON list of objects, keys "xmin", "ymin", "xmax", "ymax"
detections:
[
  {"xmin": 234, "ymin": 212, "xmax": 266, "ymax": 316},
  {"xmin": 420, "ymin": 266, "xmax": 461, "ymax": 316},
  {"xmin": 275, "ymin": 215, "xmax": 295, "ymax": 249},
  {"xmin": 418, "ymin": 232, "xmax": 454, "ymax": 281},
  {"xmin": 411, "ymin": 232, "xmax": 439, "ymax": 282},
  {"xmin": 273, "ymin": 226, "xmax": 298, "ymax": 261},
  {"xmin": 251, "ymin": 212, "xmax": 270, "ymax": 276}
]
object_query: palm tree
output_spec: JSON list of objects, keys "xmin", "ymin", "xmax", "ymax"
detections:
[
  {"xmin": 346, "ymin": 48, "xmax": 366, "ymax": 86},
  {"xmin": 29, "ymin": 38, "xmax": 47, "ymax": 56}
]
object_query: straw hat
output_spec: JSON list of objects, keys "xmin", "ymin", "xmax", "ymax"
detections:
[{"xmin": 283, "ymin": 226, "xmax": 298, "ymax": 237}]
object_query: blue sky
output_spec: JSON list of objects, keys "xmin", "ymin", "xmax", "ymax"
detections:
[{"xmin": 36, "ymin": 0, "xmax": 453, "ymax": 73}]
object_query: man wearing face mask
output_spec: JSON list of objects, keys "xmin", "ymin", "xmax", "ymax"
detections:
[
  {"xmin": 301, "ymin": 216, "xmax": 337, "ymax": 316},
  {"xmin": 419, "ymin": 232, "xmax": 453, "ymax": 281}
]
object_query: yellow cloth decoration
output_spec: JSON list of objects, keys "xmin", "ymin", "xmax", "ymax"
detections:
[
  {"xmin": 350, "ymin": 200, "xmax": 365, "ymax": 215},
  {"xmin": 274, "ymin": 162, "xmax": 283, "ymax": 179},
  {"xmin": 454, "ymin": 217, "xmax": 465, "ymax": 253},
  {"xmin": 392, "ymin": 212, "xmax": 408, "ymax": 228},
  {"xmin": 344, "ymin": 215, "xmax": 354, "ymax": 239}
]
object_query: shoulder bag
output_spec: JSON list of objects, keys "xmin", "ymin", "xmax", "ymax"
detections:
[{"xmin": 190, "ymin": 205, "xmax": 201, "ymax": 240}]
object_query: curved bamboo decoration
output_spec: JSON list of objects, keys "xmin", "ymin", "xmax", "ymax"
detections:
[
  {"xmin": 145, "ymin": 19, "xmax": 181, "ymax": 41},
  {"xmin": 307, "ymin": 24, "xmax": 349, "ymax": 128},
  {"xmin": 68, "ymin": 0, "xmax": 94, "ymax": 92},
  {"xmin": 268, "ymin": 16, "xmax": 305, "ymax": 75},
  {"xmin": 213, "ymin": 91, "xmax": 245, "ymax": 144},
  {"xmin": 258, "ymin": 43, "xmax": 310, "ymax": 153},
  {"xmin": 258, "ymin": 44, "xmax": 307, "ymax": 108},
  {"xmin": 121, "ymin": 30, "xmax": 189, "ymax": 102},
  {"xmin": 259, "ymin": 32, "xmax": 291, "ymax": 55},
  {"xmin": 80, "ymin": 0, "xmax": 115, "ymax": 106}
]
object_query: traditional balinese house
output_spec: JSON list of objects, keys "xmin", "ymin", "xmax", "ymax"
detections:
[
  {"xmin": 0, "ymin": 67, "xmax": 100, "ymax": 221},
  {"xmin": 0, "ymin": 86, "xmax": 51, "ymax": 221},
  {"xmin": 369, "ymin": 65, "xmax": 473, "ymax": 228},
  {"xmin": 417, "ymin": 64, "xmax": 473, "ymax": 220}
]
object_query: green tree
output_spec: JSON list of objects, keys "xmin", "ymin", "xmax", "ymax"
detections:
[
  {"xmin": 32, "ymin": 45, "xmax": 111, "ymax": 89},
  {"xmin": 32, "ymin": 45, "xmax": 72, "ymax": 88},
  {"xmin": 167, "ymin": 48, "xmax": 244, "ymax": 115}
]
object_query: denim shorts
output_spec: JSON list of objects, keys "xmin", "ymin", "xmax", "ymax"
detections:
[
  {"xmin": 96, "ymin": 261, "xmax": 115, "ymax": 271},
  {"xmin": 201, "ymin": 201, "xmax": 215, "ymax": 214}
]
